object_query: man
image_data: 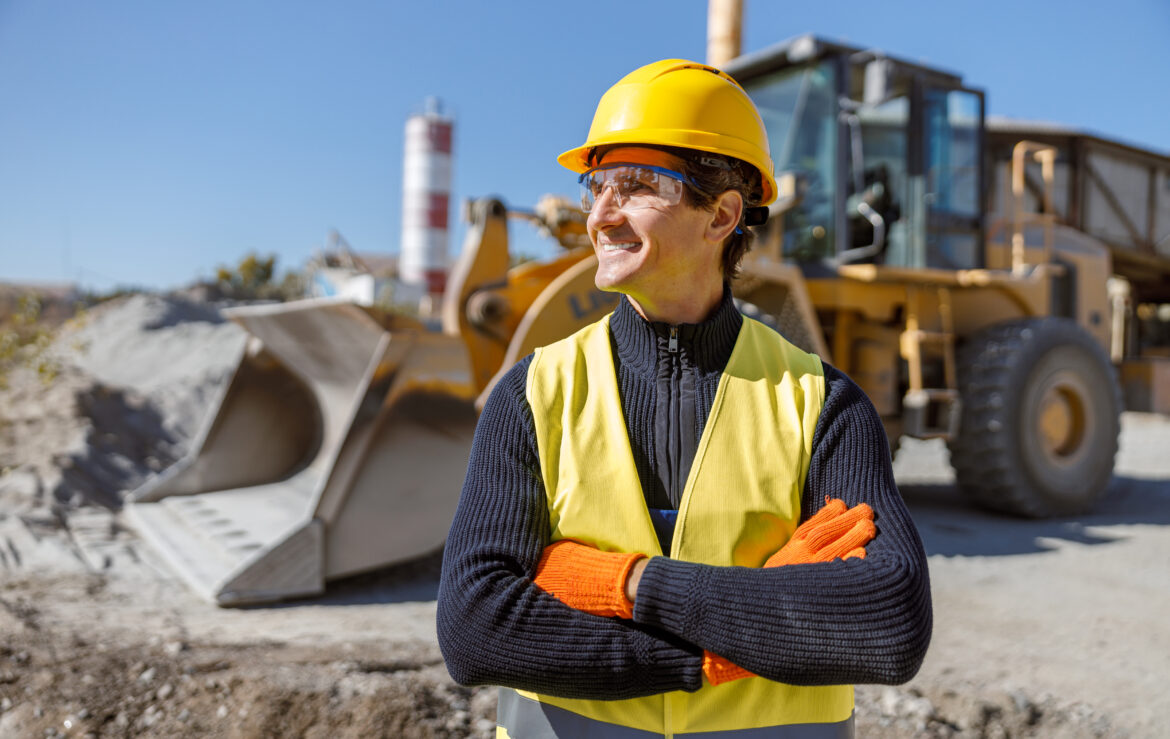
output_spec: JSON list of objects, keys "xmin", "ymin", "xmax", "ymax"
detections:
[{"xmin": 438, "ymin": 59, "xmax": 931, "ymax": 738}]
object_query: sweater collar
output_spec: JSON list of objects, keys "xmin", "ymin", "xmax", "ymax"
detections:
[{"xmin": 609, "ymin": 284, "xmax": 743, "ymax": 375}]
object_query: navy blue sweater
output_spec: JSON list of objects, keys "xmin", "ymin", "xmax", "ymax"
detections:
[{"xmin": 437, "ymin": 293, "xmax": 931, "ymax": 700}]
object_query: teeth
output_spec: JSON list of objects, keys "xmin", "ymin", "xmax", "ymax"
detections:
[{"xmin": 602, "ymin": 242, "xmax": 639, "ymax": 252}]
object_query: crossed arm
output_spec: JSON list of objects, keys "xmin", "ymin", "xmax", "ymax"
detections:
[
  {"xmin": 535, "ymin": 498, "xmax": 876, "ymax": 684},
  {"xmin": 436, "ymin": 358, "xmax": 932, "ymax": 699}
]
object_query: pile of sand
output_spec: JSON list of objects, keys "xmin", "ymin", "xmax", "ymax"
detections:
[{"xmin": 0, "ymin": 294, "xmax": 245, "ymax": 516}]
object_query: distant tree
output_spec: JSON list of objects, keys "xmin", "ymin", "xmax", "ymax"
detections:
[
  {"xmin": 276, "ymin": 271, "xmax": 306, "ymax": 301},
  {"xmin": 215, "ymin": 253, "xmax": 284, "ymax": 300},
  {"xmin": 0, "ymin": 293, "xmax": 59, "ymax": 389}
]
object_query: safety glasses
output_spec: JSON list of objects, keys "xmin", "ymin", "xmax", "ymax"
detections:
[{"xmin": 577, "ymin": 163, "xmax": 698, "ymax": 213}]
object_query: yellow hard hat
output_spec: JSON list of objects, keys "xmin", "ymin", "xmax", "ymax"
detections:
[{"xmin": 558, "ymin": 59, "xmax": 776, "ymax": 206}]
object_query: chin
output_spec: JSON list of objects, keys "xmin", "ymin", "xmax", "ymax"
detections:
[{"xmin": 593, "ymin": 266, "xmax": 624, "ymax": 292}]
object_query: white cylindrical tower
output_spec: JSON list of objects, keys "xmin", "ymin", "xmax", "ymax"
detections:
[{"xmin": 400, "ymin": 97, "xmax": 453, "ymax": 296}]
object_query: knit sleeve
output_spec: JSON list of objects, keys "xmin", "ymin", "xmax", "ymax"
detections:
[
  {"xmin": 436, "ymin": 355, "xmax": 704, "ymax": 699},
  {"xmin": 630, "ymin": 363, "xmax": 932, "ymax": 686}
]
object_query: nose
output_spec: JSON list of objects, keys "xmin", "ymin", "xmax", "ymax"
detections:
[{"xmin": 587, "ymin": 185, "xmax": 624, "ymax": 232}]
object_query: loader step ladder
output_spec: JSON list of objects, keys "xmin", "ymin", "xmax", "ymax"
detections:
[{"xmin": 901, "ymin": 286, "xmax": 961, "ymax": 438}]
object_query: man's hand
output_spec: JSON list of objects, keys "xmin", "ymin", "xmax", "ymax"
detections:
[
  {"xmin": 532, "ymin": 540, "xmax": 645, "ymax": 619},
  {"xmin": 764, "ymin": 498, "xmax": 874, "ymax": 567},
  {"xmin": 705, "ymin": 498, "xmax": 876, "ymax": 685}
]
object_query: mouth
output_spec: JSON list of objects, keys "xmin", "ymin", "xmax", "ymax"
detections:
[{"xmin": 600, "ymin": 241, "xmax": 641, "ymax": 252}]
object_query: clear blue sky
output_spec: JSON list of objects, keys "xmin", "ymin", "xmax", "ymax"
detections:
[{"xmin": 2, "ymin": 0, "xmax": 1167, "ymax": 292}]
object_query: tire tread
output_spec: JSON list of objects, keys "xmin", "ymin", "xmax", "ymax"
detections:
[{"xmin": 948, "ymin": 318, "xmax": 1122, "ymax": 517}]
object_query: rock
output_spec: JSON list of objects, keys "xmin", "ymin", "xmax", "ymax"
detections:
[
  {"xmin": 157, "ymin": 683, "xmax": 173, "ymax": 700},
  {"xmin": 445, "ymin": 709, "xmax": 469, "ymax": 731},
  {"xmin": 0, "ymin": 703, "xmax": 35, "ymax": 736},
  {"xmin": 904, "ymin": 693, "xmax": 935, "ymax": 723},
  {"xmin": 878, "ymin": 686, "xmax": 901, "ymax": 716},
  {"xmin": 470, "ymin": 687, "xmax": 497, "ymax": 722},
  {"xmin": 0, "ymin": 470, "xmax": 40, "ymax": 499},
  {"xmin": 138, "ymin": 667, "xmax": 156, "ymax": 683}
]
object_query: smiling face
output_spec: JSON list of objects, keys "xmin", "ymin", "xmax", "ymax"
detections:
[{"xmin": 586, "ymin": 147, "xmax": 739, "ymax": 323}]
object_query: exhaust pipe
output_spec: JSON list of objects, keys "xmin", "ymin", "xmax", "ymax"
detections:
[{"xmin": 707, "ymin": 0, "xmax": 742, "ymax": 68}]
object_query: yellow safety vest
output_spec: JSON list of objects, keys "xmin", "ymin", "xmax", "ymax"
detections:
[{"xmin": 502, "ymin": 314, "xmax": 853, "ymax": 738}]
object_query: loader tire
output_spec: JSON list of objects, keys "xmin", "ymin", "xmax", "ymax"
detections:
[{"xmin": 948, "ymin": 318, "xmax": 1121, "ymax": 518}]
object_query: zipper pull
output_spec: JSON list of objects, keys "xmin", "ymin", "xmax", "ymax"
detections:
[{"xmin": 668, "ymin": 326, "xmax": 679, "ymax": 353}]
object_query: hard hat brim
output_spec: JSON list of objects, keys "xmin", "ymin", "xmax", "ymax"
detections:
[{"xmin": 559, "ymin": 137, "xmax": 777, "ymax": 206}]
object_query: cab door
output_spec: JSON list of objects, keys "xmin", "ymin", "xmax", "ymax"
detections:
[{"xmin": 919, "ymin": 86, "xmax": 985, "ymax": 269}]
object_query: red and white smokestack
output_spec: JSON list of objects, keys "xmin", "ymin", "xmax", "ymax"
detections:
[{"xmin": 400, "ymin": 97, "xmax": 453, "ymax": 296}]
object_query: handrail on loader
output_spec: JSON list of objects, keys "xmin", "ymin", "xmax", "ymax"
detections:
[{"xmin": 1011, "ymin": 140, "xmax": 1059, "ymax": 275}]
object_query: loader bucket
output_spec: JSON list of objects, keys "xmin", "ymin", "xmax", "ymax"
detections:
[{"xmin": 125, "ymin": 298, "xmax": 478, "ymax": 606}]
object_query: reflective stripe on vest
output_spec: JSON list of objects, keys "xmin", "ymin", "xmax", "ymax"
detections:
[
  {"xmin": 511, "ymin": 314, "xmax": 852, "ymax": 738},
  {"xmin": 498, "ymin": 689, "xmax": 855, "ymax": 738}
]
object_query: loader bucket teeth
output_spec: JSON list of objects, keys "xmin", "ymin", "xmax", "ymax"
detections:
[{"xmin": 125, "ymin": 298, "xmax": 477, "ymax": 606}]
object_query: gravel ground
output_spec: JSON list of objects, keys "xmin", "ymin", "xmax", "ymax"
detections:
[
  {"xmin": 1, "ymin": 295, "xmax": 1168, "ymax": 737},
  {"xmin": 885, "ymin": 423, "xmax": 1170, "ymax": 737}
]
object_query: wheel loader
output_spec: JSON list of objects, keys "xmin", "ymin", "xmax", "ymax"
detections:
[
  {"xmin": 127, "ymin": 35, "xmax": 1170, "ymax": 606},
  {"xmin": 725, "ymin": 35, "xmax": 1170, "ymax": 519}
]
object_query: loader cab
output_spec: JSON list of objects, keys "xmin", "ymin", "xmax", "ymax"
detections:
[{"xmin": 729, "ymin": 36, "xmax": 986, "ymax": 270}]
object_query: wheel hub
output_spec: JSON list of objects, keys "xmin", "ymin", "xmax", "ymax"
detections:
[{"xmin": 1036, "ymin": 374, "xmax": 1089, "ymax": 460}]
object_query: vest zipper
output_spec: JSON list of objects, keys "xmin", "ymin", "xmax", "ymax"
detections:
[
  {"xmin": 664, "ymin": 324, "xmax": 684, "ymax": 731},
  {"xmin": 669, "ymin": 326, "xmax": 682, "ymax": 508}
]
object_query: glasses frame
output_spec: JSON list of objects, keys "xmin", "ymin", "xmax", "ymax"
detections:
[{"xmin": 576, "ymin": 163, "xmax": 700, "ymax": 213}]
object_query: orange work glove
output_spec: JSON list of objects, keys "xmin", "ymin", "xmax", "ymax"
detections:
[
  {"xmin": 532, "ymin": 539, "xmax": 646, "ymax": 619},
  {"xmin": 764, "ymin": 498, "xmax": 875, "ymax": 567},
  {"xmin": 704, "ymin": 498, "xmax": 877, "ymax": 686},
  {"xmin": 703, "ymin": 651, "xmax": 756, "ymax": 686}
]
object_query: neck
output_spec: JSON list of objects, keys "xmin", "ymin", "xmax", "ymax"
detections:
[{"xmin": 624, "ymin": 280, "xmax": 724, "ymax": 324}]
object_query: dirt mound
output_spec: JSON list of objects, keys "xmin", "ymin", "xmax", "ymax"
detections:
[
  {"xmin": 0, "ymin": 293, "xmax": 243, "ymax": 517},
  {"xmin": 56, "ymin": 293, "xmax": 245, "ymax": 442},
  {"xmin": 0, "ymin": 363, "xmax": 179, "ymax": 513},
  {"xmin": 853, "ymin": 683, "xmax": 1120, "ymax": 738},
  {"xmin": 0, "ymin": 573, "xmax": 497, "ymax": 739},
  {"xmin": 0, "ymin": 576, "xmax": 1121, "ymax": 739}
]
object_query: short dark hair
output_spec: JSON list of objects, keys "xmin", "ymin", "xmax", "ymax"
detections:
[
  {"xmin": 671, "ymin": 149, "xmax": 763, "ymax": 278},
  {"xmin": 586, "ymin": 144, "xmax": 765, "ymax": 278}
]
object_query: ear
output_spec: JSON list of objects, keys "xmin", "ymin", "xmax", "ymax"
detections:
[{"xmin": 705, "ymin": 190, "xmax": 743, "ymax": 244}]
